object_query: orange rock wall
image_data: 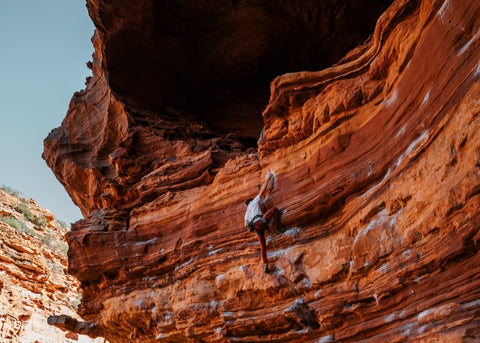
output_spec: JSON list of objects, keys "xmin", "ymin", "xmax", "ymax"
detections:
[
  {"xmin": 43, "ymin": 0, "xmax": 480, "ymax": 341},
  {"xmin": 0, "ymin": 190, "xmax": 106, "ymax": 343}
]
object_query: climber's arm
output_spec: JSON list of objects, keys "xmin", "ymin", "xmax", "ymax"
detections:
[{"xmin": 258, "ymin": 171, "xmax": 274, "ymax": 199}]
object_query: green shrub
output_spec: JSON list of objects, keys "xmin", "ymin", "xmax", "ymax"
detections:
[
  {"xmin": 0, "ymin": 215, "xmax": 39, "ymax": 238},
  {"xmin": 41, "ymin": 234, "xmax": 68, "ymax": 255},
  {"xmin": 56, "ymin": 220, "xmax": 68, "ymax": 229},
  {"xmin": 14, "ymin": 202, "xmax": 49, "ymax": 228},
  {"xmin": 33, "ymin": 214, "xmax": 48, "ymax": 228},
  {"xmin": 54, "ymin": 241, "xmax": 69, "ymax": 255},
  {"xmin": 1, "ymin": 185, "xmax": 29, "ymax": 202},
  {"xmin": 0, "ymin": 185, "xmax": 22, "ymax": 197},
  {"xmin": 41, "ymin": 234, "xmax": 51, "ymax": 246},
  {"xmin": 15, "ymin": 202, "xmax": 35, "ymax": 222},
  {"xmin": 1, "ymin": 216, "xmax": 25, "ymax": 231}
]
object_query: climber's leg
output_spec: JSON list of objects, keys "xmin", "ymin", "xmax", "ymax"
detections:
[
  {"xmin": 254, "ymin": 223, "xmax": 268, "ymax": 271},
  {"xmin": 264, "ymin": 207, "xmax": 280, "ymax": 233}
]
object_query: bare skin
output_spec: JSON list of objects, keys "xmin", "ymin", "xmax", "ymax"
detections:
[
  {"xmin": 244, "ymin": 171, "xmax": 274, "ymax": 227},
  {"xmin": 245, "ymin": 171, "xmax": 278, "ymax": 272}
]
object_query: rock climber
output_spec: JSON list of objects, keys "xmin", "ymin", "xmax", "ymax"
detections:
[{"xmin": 245, "ymin": 170, "xmax": 280, "ymax": 273}]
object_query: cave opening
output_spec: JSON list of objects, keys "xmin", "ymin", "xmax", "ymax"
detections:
[{"xmin": 103, "ymin": 0, "xmax": 394, "ymax": 147}]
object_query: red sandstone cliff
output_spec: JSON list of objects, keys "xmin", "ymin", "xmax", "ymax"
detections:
[
  {"xmin": 44, "ymin": 0, "xmax": 480, "ymax": 341},
  {"xmin": 0, "ymin": 189, "xmax": 106, "ymax": 343}
]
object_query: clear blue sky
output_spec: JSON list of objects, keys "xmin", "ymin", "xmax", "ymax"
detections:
[{"xmin": 0, "ymin": 1, "xmax": 94, "ymax": 225}]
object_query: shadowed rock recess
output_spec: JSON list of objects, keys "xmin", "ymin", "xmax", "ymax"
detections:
[{"xmin": 43, "ymin": 0, "xmax": 480, "ymax": 341}]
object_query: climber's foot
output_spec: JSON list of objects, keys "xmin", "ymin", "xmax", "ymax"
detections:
[{"xmin": 263, "ymin": 264, "xmax": 269, "ymax": 273}]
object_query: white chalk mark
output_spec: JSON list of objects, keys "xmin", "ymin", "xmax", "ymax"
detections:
[
  {"xmin": 420, "ymin": 88, "xmax": 431, "ymax": 108},
  {"xmin": 458, "ymin": 30, "xmax": 480, "ymax": 55}
]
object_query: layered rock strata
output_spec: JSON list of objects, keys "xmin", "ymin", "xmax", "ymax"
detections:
[
  {"xmin": 0, "ymin": 189, "xmax": 106, "ymax": 343},
  {"xmin": 44, "ymin": 0, "xmax": 480, "ymax": 341}
]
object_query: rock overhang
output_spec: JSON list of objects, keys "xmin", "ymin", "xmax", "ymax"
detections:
[
  {"xmin": 43, "ymin": 0, "xmax": 480, "ymax": 341},
  {"xmin": 90, "ymin": 0, "xmax": 393, "ymax": 143}
]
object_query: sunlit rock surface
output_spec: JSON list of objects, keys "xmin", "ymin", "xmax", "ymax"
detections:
[
  {"xmin": 43, "ymin": 0, "xmax": 480, "ymax": 341},
  {"xmin": 0, "ymin": 189, "xmax": 106, "ymax": 343}
]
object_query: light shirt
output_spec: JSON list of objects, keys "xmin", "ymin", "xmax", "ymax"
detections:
[{"xmin": 245, "ymin": 195, "xmax": 263, "ymax": 225}]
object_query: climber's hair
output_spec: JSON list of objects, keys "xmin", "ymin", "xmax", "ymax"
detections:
[{"xmin": 245, "ymin": 198, "xmax": 253, "ymax": 206}]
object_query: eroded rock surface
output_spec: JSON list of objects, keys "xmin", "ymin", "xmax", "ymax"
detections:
[
  {"xmin": 44, "ymin": 0, "xmax": 480, "ymax": 341},
  {"xmin": 0, "ymin": 189, "xmax": 106, "ymax": 343}
]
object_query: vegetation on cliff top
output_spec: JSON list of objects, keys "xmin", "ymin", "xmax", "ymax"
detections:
[{"xmin": 0, "ymin": 184, "xmax": 68, "ymax": 255}]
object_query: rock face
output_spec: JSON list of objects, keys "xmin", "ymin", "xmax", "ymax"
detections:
[
  {"xmin": 0, "ymin": 189, "xmax": 106, "ymax": 343},
  {"xmin": 43, "ymin": 0, "xmax": 480, "ymax": 342}
]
